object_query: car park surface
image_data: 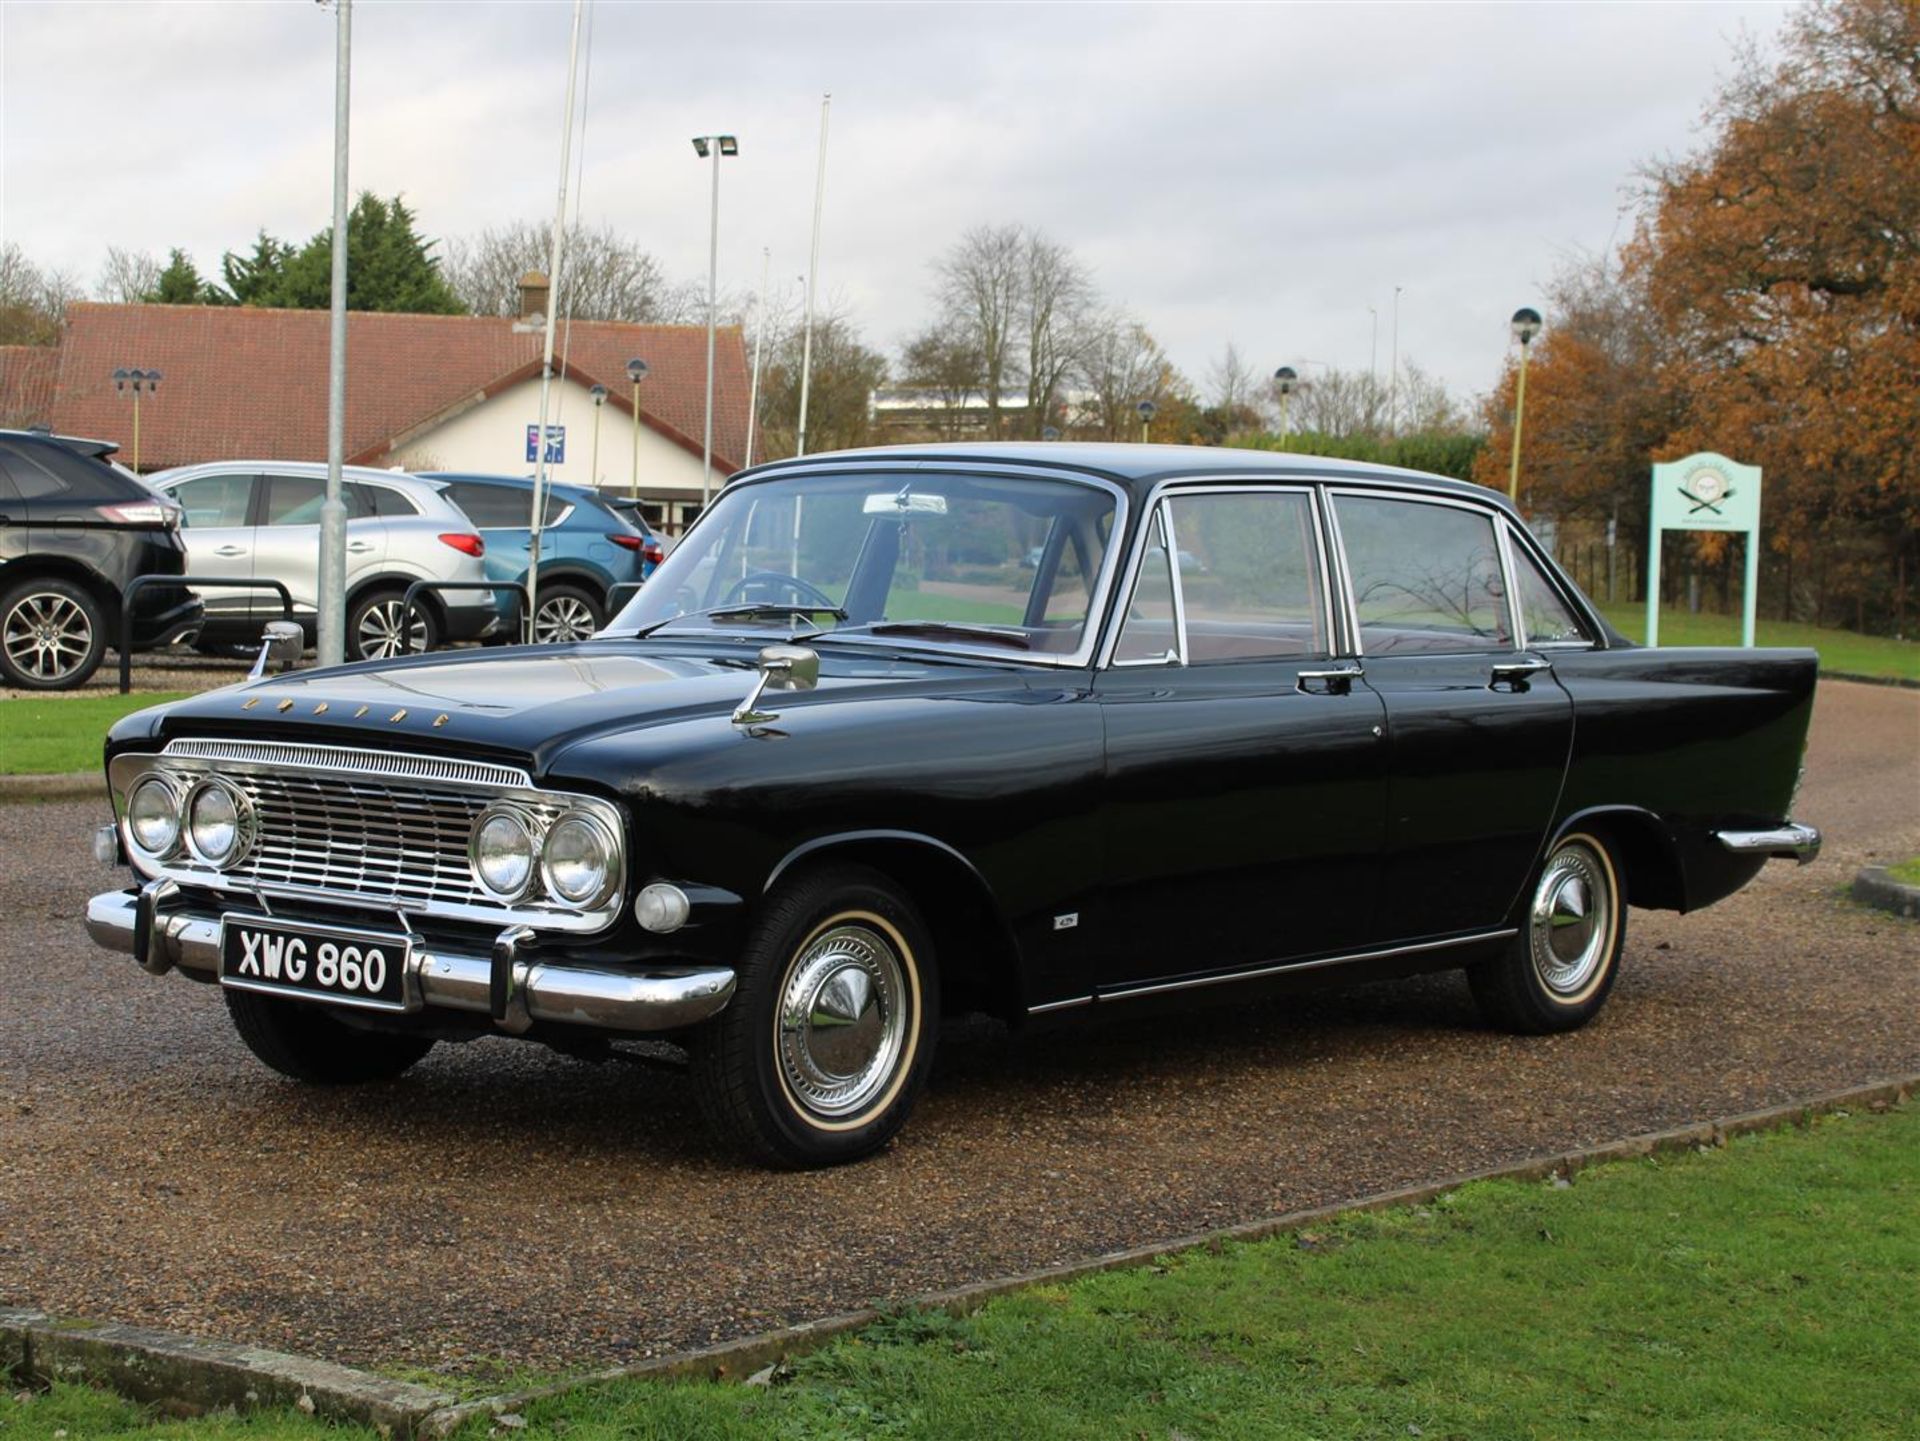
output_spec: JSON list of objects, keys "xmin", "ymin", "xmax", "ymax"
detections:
[{"xmin": 0, "ymin": 677, "xmax": 1913, "ymax": 1374}]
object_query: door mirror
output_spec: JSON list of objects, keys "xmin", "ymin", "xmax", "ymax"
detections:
[
  {"xmin": 732, "ymin": 644, "xmax": 820, "ymax": 727},
  {"xmin": 248, "ymin": 620, "xmax": 305, "ymax": 679}
]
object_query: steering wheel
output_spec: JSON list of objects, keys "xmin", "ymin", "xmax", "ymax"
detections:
[{"xmin": 721, "ymin": 571, "xmax": 840, "ymax": 610}]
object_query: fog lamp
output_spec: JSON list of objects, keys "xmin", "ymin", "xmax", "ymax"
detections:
[{"xmin": 635, "ymin": 882, "xmax": 691, "ymax": 934}]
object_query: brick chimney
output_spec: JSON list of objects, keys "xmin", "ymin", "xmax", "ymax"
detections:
[{"xmin": 517, "ymin": 271, "xmax": 550, "ymax": 323}]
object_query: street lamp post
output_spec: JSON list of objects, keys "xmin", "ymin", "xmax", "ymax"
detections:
[
  {"xmin": 111, "ymin": 368, "xmax": 161, "ymax": 472},
  {"xmin": 1136, "ymin": 399, "xmax": 1157, "ymax": 444},
  {"xmin": 587, "ymin": 384, "xmax": 608, "ymax": 486},
  {"xmin": 691, "ymin": 134, "xmax": 739, "ymax": 511},
  {"xmin": 625, "ymin": 358, "xmax": 649, "ymax": 502},
  {"xmin": 1388, "ymin": 283, "xmax": 1403, "ymax": 436},
  {"xmin": 1272, "ymin": 366, "xmax": 1298, "ymax": 450},
  {"xmin": 1507, "ymin": 307, "xmax": 1543, "ymax": 504}
]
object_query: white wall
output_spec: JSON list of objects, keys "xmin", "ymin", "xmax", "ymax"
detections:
[{"xmin": 394, "ymin": 376, "xmax": 713, "ymax": 513}]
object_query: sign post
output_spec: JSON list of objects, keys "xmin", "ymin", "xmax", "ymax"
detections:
[{"xmin": 1647, "ymin": 452, "xmax": 1763, "ymax": 648}]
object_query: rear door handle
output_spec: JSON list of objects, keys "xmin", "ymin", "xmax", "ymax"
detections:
[
  {"xmin": 1490, "ymin": 656, "xmax": 1553, "ymax": 691},
  {"xmin": 213, "ymin": 545, "xmax": 247, "ymax": 557},
  {"xmin": 1297, "ymin": 663, "xmax": 1364, "ymax": 695}
]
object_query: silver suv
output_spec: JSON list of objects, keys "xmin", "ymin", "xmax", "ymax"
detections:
[{"xmin": 147, "ymin": 463, "xmax": 498, "ymax": 659}]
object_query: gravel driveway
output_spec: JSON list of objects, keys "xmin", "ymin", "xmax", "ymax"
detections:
[{"xmin": 1, "ymin": 680, "xmax": 1914, "ymax": 1375}]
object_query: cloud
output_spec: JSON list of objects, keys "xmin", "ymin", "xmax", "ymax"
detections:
[{"xmin": 1, "ymin": 0, "xmax": 1784, "ymax": 405}]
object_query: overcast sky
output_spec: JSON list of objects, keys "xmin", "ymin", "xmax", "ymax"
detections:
[{"xmin": 2, "ymin": 1, "xmax": 1789, "ymax": 408}]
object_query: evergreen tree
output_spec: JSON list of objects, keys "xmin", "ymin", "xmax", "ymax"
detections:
[
  {"xmin": 223, "ymin": 194, "xmax": 463, "ymax": 314},
  {"xmin": 146, "ymin": 249, "xmax": 216, "ymax": 305},
  {"xmin": 219, "ymin": 231, "xmax": 293, "ymax": 305}
]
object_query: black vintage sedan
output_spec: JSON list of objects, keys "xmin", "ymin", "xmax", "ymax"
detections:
[{"xmin": 87, "ymin": 445, "xmax": 1820, "ymax": 1166}]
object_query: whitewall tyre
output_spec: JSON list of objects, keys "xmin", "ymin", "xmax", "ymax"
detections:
[{"xmin": 1469, "ymin": 831, "xmax": 1626, "ymax": 1034}]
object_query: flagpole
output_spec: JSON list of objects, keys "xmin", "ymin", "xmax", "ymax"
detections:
[{"xmin": 795, "ymin": 93, "xmax": 830, "ymax": 458}]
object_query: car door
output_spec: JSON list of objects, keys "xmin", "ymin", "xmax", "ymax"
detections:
[
  {"xmin": 160, "ymin": 471, "xmax": 260, "ymax": 625},
  {"xmin": 1093, "ymin": 486, "xmax": 1390, "ymax": 994},
  {"xmin": 1327, "ymin": 489, "xmax": 1575, "ymax": 940},
  {"xmin": 342, "ymin": 481, "xmax": 398, "ymax": 589},
  {"xmin": 251, "ymin": 472, "xmax": 340, "ymax": 618}
]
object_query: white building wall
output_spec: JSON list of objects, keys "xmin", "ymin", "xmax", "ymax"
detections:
[{"xmin": 392, "ymin": 376, "xmax": 715, "ymax": 527}]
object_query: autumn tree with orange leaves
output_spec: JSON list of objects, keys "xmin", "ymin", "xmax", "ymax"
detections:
[{"xmin": 1479, "ymin": 0, "xmax": 1919, "ymax": 634}]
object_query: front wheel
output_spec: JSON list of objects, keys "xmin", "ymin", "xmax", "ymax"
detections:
[
  {"xmin": 690, "ymin": 866, "xmax": 939, "ymax": 1167},
  {"xmin": 224, "ymin": 990, "xmax": 435, "ymax": 1083},
  {"xmin": 1469, "ymin": 831, "xmax": 1627, "ymax": 1034}
]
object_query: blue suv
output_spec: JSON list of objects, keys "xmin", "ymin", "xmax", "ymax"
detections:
[{"xmin": 428, "ymin": 474, "xmax": 662, "ymax": 643}]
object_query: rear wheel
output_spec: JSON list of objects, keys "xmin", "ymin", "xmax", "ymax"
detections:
[
  {"xmin": 0, "ymin": 578, "xmax": 105, "ymax": 690},
  {"xmin": 1470, "ymin": 831, "xmax": 1626, "ymax": 1034},
  {"xmin": 532, "ymin": 583, "xmax": 604, "ymax": 644},
  {"xmin": 348, "ymin": 589, "xmax": 437, "ymax": 660},
  {"xmin": 690, "ymin": 865, "xmax": 939, "ymax": 1167},
  {"xmin": 223, "ymin": 990, "xmax": 435, "ymax": 1083}
]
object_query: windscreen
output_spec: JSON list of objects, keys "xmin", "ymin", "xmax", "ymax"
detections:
[{"xmin": 606, "ymin": 470, "xmax": 1118, "ymax": 657}]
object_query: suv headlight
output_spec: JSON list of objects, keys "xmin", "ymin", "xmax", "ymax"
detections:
[
  {"xmin": 185, "ymin": 776, "xmax": 255, "ymax": 868},
  {"xmin": 542, "ymin": 813, "xmax": 618, "ymax": 907},
  {"xmin": 471, "ymin": 806, "xmax": 538, "ymax": 899},
  {"xmin": 126, "ymin": 774, "xmax": 183, "ymax": 858}
]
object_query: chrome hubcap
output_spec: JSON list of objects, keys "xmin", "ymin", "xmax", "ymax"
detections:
[
  {"xmin": 3, "ymin": 592, "xmax": 93, "ymax": 680},
  {"xmin": 1529, "ymin": 843, "xmax": 1613, "ymax": 997},
  {"xmin": 777, "ymin": 921, "xmax": 909, "ymax": 1121},
  {"xmin": 357, "ymin": 601, "xmax": 428, "ymax": 659},
  {"xmin": 535, "ymin": 596, "xmax": 597, "ymax": 643}
]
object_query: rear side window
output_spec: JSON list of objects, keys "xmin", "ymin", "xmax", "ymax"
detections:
[
  {"xmin": 170, "ymin": 473, "xmax": 255, "ymax": 528},
  {"xmin": 0, "ymin": 438, "xmax": 134, "ymax": 501},
  {"xmin": 0, "ymin": 445, "xmax": 70, "ymax": 500},
  {"xmin": 262, "ymin": 474, "xmax": 326, "ymax": 526},
  {"xmin": 1334, "ymin": 494, "xmax": 1513, "ymax": 655},
  {"xmin": 1510, "ymin": 538, "xmax": 1592, "ymax": 645},
  {"xmin": 346, "ymin": 482, "xmax": 421, "ymax": 519},
  {"xmin": 444, "ymin": 482, "xmax": 541, "ymax": 528}
]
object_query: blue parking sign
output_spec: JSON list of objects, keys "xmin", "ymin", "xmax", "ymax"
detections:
[{"xmin": 525, "ymin": 424, "xmax": 566, "ymax": 464}]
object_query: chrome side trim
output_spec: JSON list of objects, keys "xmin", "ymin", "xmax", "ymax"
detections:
[
  {"xmin": 1026, "ymin": 994, "xmax": 1094, "ymax": 1015},
  {"xmin": 84, "ymin": 889, "xmax": 737, "ymax": 1033},
  {"xmin": 1097, "ymin": 929, "xmax": 1519, "ymax": 1003},
  {"xmin": 161, "ymin": 739, "xmax": 531, "ymax": 790},
  {"xmin": 1714, "ymin": 823, "xmax": 1821, "ymax": 865}
]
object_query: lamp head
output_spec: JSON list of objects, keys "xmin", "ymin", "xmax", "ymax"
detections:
[
  {"xmin": 1273, "ymin": 365, "xmax": 1298, "ymax": 394},
  {"xmin": 589, "ymin": 384, "xmax": 609, "ymax": 405},
  {"xmin": 1136, "ymin": 400, "xmax": 1157, "ymax": 421},
  {"xmin": 112, "ymin": 367, "xmax": 129, "ymax": 391},
  {"xmin": 626, "ymin": 358, "xmax": 650, "ymax": 383},
  {"xmin": 1510, "ymin": 307, "xmax": 1543, "ymax": 345}
]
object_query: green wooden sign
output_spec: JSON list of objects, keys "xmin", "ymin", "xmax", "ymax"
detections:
[{"xmin": 1648, "ymin": 452, "xmax": 1763, "ymax": 648}]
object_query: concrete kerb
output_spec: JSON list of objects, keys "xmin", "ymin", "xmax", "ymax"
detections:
[
  {"xmin": 7, "ymin": 1074, "xmax": 1914, "ymax": 1437},
  {"xmin": 0, "ymin": 772, "xmax": 98, "ymax": 804},
  {"xmin": 1852, "ymin": 866, "xmax": 1920, "ymax": 920}
]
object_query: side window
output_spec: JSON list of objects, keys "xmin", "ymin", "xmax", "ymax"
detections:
[
  {"xmin": 445, "ymin": 483, "xmax": 530, "ymax": 528},
  {"xmin": 0, "ymin": 443, "xmax": 74, "ymax": 500},
  {"xmin": 1510, "ymin": 537, "xmax": 1592, "ymax": 645},
  {"xmin": 1113, "ymin": 507, "xmax": 1179, "ymax": 664},
  {"xmin": 170, "ymin": 473, "xmax": 254, "ymax": 528},
  {"xmin": 262, "ymin": 474, "xmax": 326, "ymax": 527},
  {"xmin": 1165, "ymin": 491, "xmax": 1327, "ymax": 662},
  {"xmin": 1334, "ymin": 495, "xmax": 1513, "ymax": 655},
  {"xmin": 360, "ymin": 484, "xmax": 421, "ymax": 519}
]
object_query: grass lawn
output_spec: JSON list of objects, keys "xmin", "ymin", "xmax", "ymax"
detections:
[
  {"xmin": 1887, "ymin": 856, "xmax": 1920, "ymax": 887},
  {"xmin": 0, "ymin": 693, "xmax": 187, "ymax": 776},
  {"xmin": 1598, "ymin": 603, "xmax": 1918, "ymax": 682},
  {"xmin": 5, "ymin": 1103, "xmax": 1914, "ymax": 1439}
]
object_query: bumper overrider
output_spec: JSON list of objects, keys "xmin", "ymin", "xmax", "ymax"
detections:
[
  {"xmin": 85, "ymin": 882, "xmax": 736, "ymax": 1035},
  {"xmin": 1713, "ymin": 822, "xmax": 1822, "ymax": 865}
]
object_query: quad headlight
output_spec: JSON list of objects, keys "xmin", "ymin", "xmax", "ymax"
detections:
[
  {"xmin": 542, "ymin": 813, "xmax": 618, "ymax": 907},
  {"xmin": 125, "ymin": 774, "xmax": 183, "ymax": 858},
  {"xmin": 470, "ymin": 806, "xmax": 538, "ymax": 899},
  {"xmin": 185, "ymin": 777, "xmax": 254, "ymax": 867}
]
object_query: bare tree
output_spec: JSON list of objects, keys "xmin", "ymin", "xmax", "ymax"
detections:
[
  {"xmin": 1075, "ymin": 312, "xmax": 1174, "ymax": 441},
  {"xmin": 753, "ymin": 302, "xmax": 889, "ymax": 459},
  {"xmin": 1207, "ymin": 341, "xmax": 1263, "ymax": 415},
  {"xmin": 1290, "ymin": 367, "xmax": 1390, "ymax": 439},
  {"xmin": 97, "ymin": 246, "xmax": 162, "ymax": 305},
  {"xmin": 442, "ymin": 221, "xmax": 701, "ymax": 324},
  {"xmin": 932, "ymin": 224, "xmax": 1026, "ymax": 438},
  {"xmin": 0, "ymin": 243, "xmax": 80, "ymax": 345},
  {"xmin": 1020, "ymin": 231, "xmax": 1094, "ymax": 438},
  {"xmin": 897, "ymin": 325, "xmax": 986, "ymax": 439},
  {"xmin": 1393, "ymin": 361, "xmax": 1463, "ymax": 435}
]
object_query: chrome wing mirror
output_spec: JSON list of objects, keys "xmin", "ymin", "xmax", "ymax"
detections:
[
  {"xmin": 247, "ymin": 620, "xmax": 305, "ymax": 681},
  {"xmin": 732, "ymin": 643, "xmax": 819, "ymax": 727}
]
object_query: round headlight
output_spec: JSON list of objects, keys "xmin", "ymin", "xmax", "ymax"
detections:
[
  {"xmin": 542, "ymin": 813, "xmax": 616, "ymax": 906},
  {"xmin": 471, "ymin": 809, "xmax": 537, "ymax": 898},
  {"xmin": 126, "ymin": 775, "xmax": 182, "ymax": 857},
  {"xmin": 186, "ymin": 777, "xmax": 253, "ymax": 867}
]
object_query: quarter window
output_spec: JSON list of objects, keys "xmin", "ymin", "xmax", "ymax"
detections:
[
  {"xmin": 1113, "ymin": 508, "xmax": 1178, "ymax": 664},
  {"xmin": 1334, "ymin": 495, "xmax": 1513, "ymax": 654},
  {"xmin": 1509, "ymin": 538, "xmax": 1592, "ymax": 645},
  {"xmin": 1165, "ymin": 492, "xmax": 1326, "ymax": 662}
]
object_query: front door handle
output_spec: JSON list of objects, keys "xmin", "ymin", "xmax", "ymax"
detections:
[
  {"xmin": 1490, "ymin": 656, "xmax": 1553, "ymax": 692},
  {"xmin": 213, "ymin": 545, "xmax": 247, "ymax": 557},
  {"xmin": 1297, "ymin": 663, "xmax": 1364, "ymax": 695},
  {"xmin": 348, "ymin": 542, "xmax": 376, "ymax": 554}
]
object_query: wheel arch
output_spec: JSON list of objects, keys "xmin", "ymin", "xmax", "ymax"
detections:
[
  {"xmin": 0, "ymin": 556, "xmax": 120, "ymax": 625},
  {"xmin": 765, "ymin": 830, "xmax": 1027, "ymax": 1022},
  {"xmin": 1550, "ymin": 805, "xmax": 1685, "ymax": 912},
  {"xmin": 346, "ymin": 573, "xmax": 450, "ymax": 631}
]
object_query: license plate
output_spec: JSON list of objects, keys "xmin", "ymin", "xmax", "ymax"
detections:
[{"xmin": 219, "ymin": 915, "xmax": 411, "ymax": 1012}]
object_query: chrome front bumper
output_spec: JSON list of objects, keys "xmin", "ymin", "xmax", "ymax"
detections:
[
  {"xmin": 1713, "ymin": 822, "xmax": 1822, "ymax": 865},
  {"xmin": 85, "ymin": 886, "xmax": 735, "ymax": 1034}
]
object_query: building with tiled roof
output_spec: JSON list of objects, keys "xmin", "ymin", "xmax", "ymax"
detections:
[{"xmin": 3, "ymin": 288, "xmax": 750, "ymax": 532}]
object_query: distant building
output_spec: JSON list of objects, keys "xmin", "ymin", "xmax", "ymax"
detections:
[
  {"xmin": 869, "ymin": 387, "xmax": 1033, "ymax": 440},
  {"xmin": 0, "ymin": 282, "xmax": 749, "ymax": 534}
]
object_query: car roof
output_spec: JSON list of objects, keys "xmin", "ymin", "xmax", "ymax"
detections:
[
  {"xmin": 148, "ymin": 461, "xmax": 445, "ymax": 494},
  {"xmin": 421, "ymin": 471, "xmax": 600, "ymax": 502},
  {"xmin": 0, "ymin": 428, "xmax": 121, "ymax": 459},
  {"xmin": 740, "ymin": 441, "xmax": 1516, "ymax": 517}
]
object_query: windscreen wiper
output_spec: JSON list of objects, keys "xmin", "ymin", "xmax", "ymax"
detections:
[
  {"xmin": 632, "ymin": 603, "xmax": 848, "ymax": 638},
  {"xmin": 835, "ymin": 621, "xmax": 1032, "ymax": 650}
]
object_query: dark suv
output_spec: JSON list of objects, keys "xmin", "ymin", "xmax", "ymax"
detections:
[{"xmin": 0, "ymin": 430, "xmax": 202, "ymax": 689}]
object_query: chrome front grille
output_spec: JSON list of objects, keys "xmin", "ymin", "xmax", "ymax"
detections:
[{"xmin": 108, "ymin": 741, "xmax": 624, "ymax": 934}]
